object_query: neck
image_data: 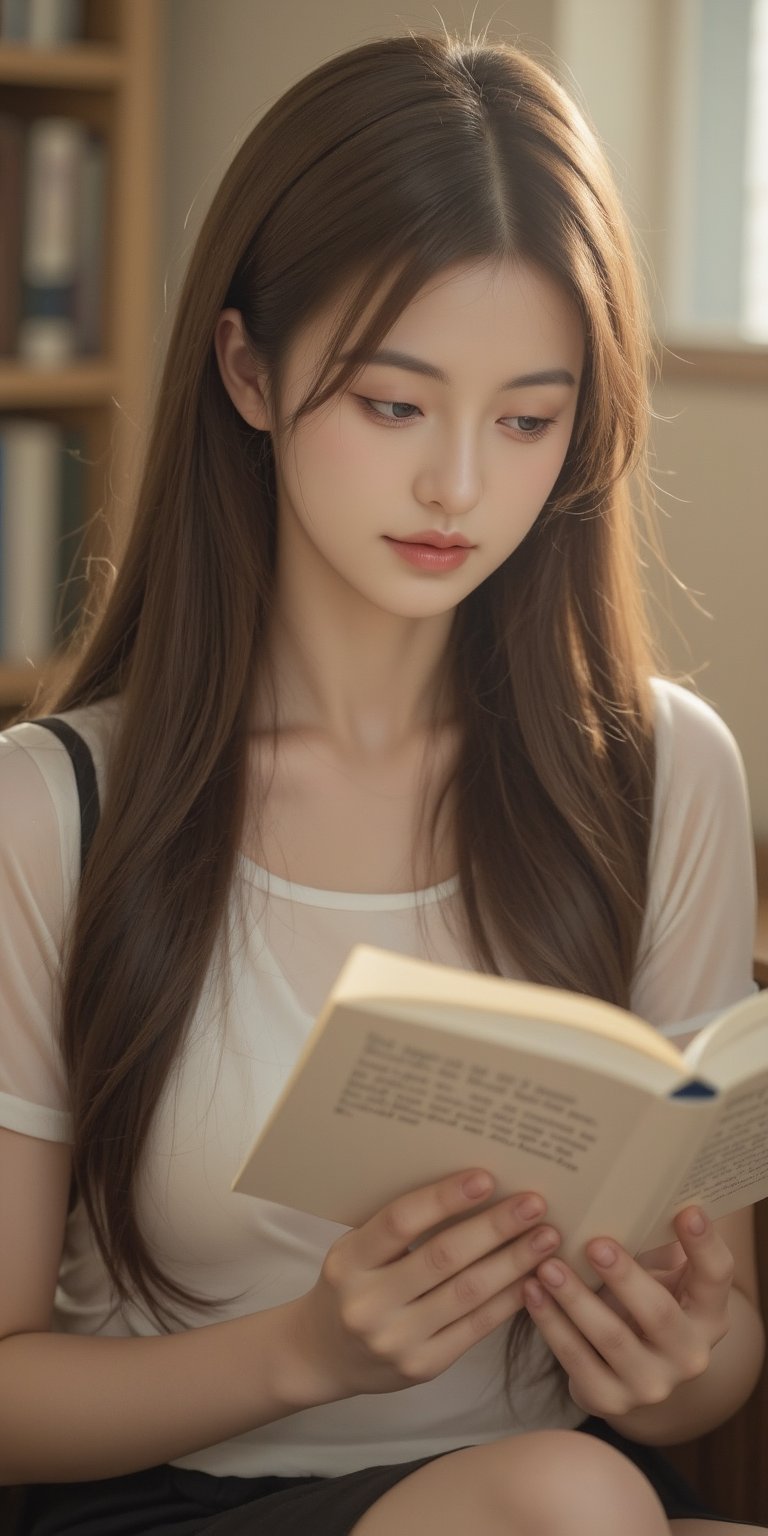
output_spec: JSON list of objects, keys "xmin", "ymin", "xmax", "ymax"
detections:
[{"xmin": 251, "ymin": 570, "xmax": 457, "ymax": 758}]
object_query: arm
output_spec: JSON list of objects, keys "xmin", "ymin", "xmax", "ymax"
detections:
[{"xmin": 0, "ymin": 1128, "xmax": 326, "ymax": 1485}]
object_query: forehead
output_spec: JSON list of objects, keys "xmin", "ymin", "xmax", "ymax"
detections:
[{"xmin": 292, "ymin": 257, "xmax": 584, "ymax": 381}]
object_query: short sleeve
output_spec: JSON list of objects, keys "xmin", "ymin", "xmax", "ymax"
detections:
[
  {"xmin": 0, "ymin": 724, "xmax": 79, "ymax": 1142},
  {"xmin": 630, "ymin": 680, "xmax": 757, "ymax": 1043}
]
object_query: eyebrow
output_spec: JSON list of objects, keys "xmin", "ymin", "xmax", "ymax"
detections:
[{"xmin": 341, "ymin": 348, "xmax": 577, "ymax": 391}]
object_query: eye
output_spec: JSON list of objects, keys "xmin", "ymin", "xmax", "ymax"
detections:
[
  {"xmin": 358, "ymin": 397, "xmax": 421, "ymax": 424},
  {"xmin": 510, "ymin": 416, "xmax": 549, "ymax": 437}
]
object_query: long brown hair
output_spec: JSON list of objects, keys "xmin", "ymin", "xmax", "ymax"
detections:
[{"xmin": 17, "ymin": 30, "xmax": 658, "ymax": 1404}]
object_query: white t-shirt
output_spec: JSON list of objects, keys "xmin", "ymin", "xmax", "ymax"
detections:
[{"xmin": 0, "ymin": 679, "xmax": 757, "ymax": 1477}]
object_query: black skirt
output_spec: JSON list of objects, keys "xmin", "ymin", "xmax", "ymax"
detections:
[{"xmin": 20, "ymin": 1417, "xmax": 738, "ymax": 1535}]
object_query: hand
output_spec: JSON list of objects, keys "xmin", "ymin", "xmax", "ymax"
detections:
[
  {"xmin": 521, "ymin": 1205, "xmax": 734, "ymax": 1418},
  {"xmin": 291, "ymin": 1170, "xmax": 560, "ymax": 1400}
]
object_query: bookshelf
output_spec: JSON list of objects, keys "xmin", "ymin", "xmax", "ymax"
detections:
[{"xmin": 0, "ymin": 0, "xmax": 161, "ymax": 719}]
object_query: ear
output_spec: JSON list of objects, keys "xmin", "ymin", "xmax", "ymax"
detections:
[{"xmin": 214, "ymin": 308, "xmax": 273, "ymax": 431}]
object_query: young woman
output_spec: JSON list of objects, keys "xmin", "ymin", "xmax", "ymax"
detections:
[{"xmin": 0, "ymin": 27, "xmax": 764, "ymax": 1536}]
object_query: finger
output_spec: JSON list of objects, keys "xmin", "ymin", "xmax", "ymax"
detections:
[
  {"xmin": 401, "ymin": 1214, "xmax": 560, "ymax": 1330},
  {"xmin": 413, "ymin": 1275, "xmax": 528, "ymax": 1380},
  {"xmin": 522, "ymin": 1274, "xmax": 640, "ymax": 1417},
  {"xmin": 531, "ymin": 1256, "xmax": 660, "ymax": 1385},
  {"xmin": 582, "ymin": 1237, "xmax": 696, "ymax": 1354},
  {"xmin": 597, "ymin": 1255, "xmax": 688, "ymax": 1331},
  {"xmin": 349, "ymin": 1169, "xmax": 498, "ymax": 1269},
  {"xmin": 390, "ymin": 1193, "xmax": 557, "ymax": 1307},
  {"xmin": 672, "ymin": 1207, "xmax": 735, "ymax": 1318},
  {"xmin": 581, "ymin": 1236, "xmax": 712, "ymax": 1384}
]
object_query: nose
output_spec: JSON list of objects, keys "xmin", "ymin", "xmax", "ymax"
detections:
[{"xmin": 412, "ymin": 422, "xmax": 483, "ymax": 517}]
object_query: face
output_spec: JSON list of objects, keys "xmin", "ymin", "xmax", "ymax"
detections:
[{"xmin": 224, "ymin": 258, "xmax": 584, "ymax": 621}]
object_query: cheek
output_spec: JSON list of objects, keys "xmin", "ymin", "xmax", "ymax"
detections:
[
  {"xmin": 277, "ymin": 422, "xmax": 382, "ymax": 551},
  {"xmin": 531, "ymin": 422, "xmax": 575, "ymax": 502},
  {"xmin": 330, "ymin": 418, "xmax": 399, "ymax": 485},
  {"xmin": 289, "ymin": 414, "xmax": 390, "ymax": 501},
  {"xmin": 504, "ymin": 439, "xmax": 569, "ymax": 520}
]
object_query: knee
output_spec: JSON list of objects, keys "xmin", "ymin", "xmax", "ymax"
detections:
[{"xmin": 481, "ymin": 1429, "xmax": 669, "ymax": 1536}]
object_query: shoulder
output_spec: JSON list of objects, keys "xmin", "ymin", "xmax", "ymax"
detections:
[
  {"xmin": 649, "ymin": 676, "xmax": 749, "ymax": 824},
  {"xmin": 650, "ymin": 675, "xmax": 745, "ymax": 771},
  {"xmin": 1, "ymin": 696, "xmax": 122, "ymax": 784},
  {"xmin": 632, "ymin": 679, "xmax": 755, "ymax": 1031},
  {"xmin": 0, "ymin": 697, "xmax": 122, "ymax": 894}
]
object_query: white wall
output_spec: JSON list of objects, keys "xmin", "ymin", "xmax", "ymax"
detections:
[{"xmin": 160, "ymin": 0, "xmax": 768, "ymax": 834}]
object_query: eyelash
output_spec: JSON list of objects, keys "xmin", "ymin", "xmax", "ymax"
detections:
[{"xmin": 355, "ymin": 396, "xmax": 555, "ymax": 442}]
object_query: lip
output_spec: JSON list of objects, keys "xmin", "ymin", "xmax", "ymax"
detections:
[
  {"xmin": 389, "ymin": 531, "xmax": 474, "ymax": 549},
  {"xmin": 384, "ymin": 538, "xmax": 472, "ymax": 572}
]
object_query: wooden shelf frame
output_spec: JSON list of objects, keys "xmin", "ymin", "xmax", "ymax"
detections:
[
  {"xmin": 0, "ymin": 659, "xmax": 65, "ymax": 708},
  {"xmin": 0, "ymin": 360, "xmax": 120, "ymax": 408},
  {"xmin": 0, "ymin": 41, "xmax": 125, "ymax": 87}
]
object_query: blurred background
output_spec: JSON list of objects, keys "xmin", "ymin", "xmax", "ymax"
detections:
[{"xmin": 0, "ymin": 0, "xmax": 766, "ymax": 859}]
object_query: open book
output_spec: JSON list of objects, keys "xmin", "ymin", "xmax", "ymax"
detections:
[{"xmin": 232, "ymin": 945, "xmax": 768, "ymax": 1285}]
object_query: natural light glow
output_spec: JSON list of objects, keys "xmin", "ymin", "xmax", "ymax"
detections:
[{"xmin": 743, "ymin": 0, "xmax": 768, "ymax": 338}]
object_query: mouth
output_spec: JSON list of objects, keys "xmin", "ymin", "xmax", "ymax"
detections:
[
  {"xmin": 383, "ymin": 537, "xmax": 473, "ymax": 570},
  {"xmin": 384, "ymin": 535, "xmax": 475, "ymax": 550}
]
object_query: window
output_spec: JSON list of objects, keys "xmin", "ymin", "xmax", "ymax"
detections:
[{"xmin": 665, "ymin": 0, "xmax": 768, "ymax": 342}]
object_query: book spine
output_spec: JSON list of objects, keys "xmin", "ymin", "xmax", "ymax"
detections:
[
  {"xmin": 0, "ymin": 417, "xmax": 61, "ymax": 662},
  {"xmin": 0, "ymin": 115, "xmax": 24, "ymax": 356},
  {"xmin": 73, "ymin": 131, "xmax": 107, "ymax": 354},
  {"xmin": 18, "ymin": 117, "xmax": 84, "ymax": 365},
  {"xmin": 27, "ymin": 0, "xmax": 84, "ymax": 46}
]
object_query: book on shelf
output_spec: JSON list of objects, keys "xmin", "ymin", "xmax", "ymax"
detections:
[
  {"xmin": 232, "ymin": 943, "xmax": 768, "ymax": 1288},
  {"xmin": 19, "ymin": 117, "xmax": 84, "ymax": 364},
  {"xmin": 73, "ymin": 131, "xmax": 107, "ymax": 356},
  {"xmin": 0, "ymin": 116, "xmax": 24, "ymax": 357},
  {"xmin": 0, "ymin": 415, "xmax": 87, "ymax": 661},
  {"xmin": 0, "ymin": 0, "xmax": 84, "ymax": 45},
  {"xmin": 0, "ymin": 115, "xmax": 107, "ymax": 362}
]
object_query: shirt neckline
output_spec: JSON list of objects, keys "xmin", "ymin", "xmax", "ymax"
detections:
[{"xmin": 236, "ymin": 852, "xmax": 461, "ymax": 910}]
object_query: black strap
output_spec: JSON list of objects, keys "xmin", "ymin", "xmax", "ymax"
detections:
[{"xmin": 34, "ymin": 717, "xmax": 101, "ymax": 876}]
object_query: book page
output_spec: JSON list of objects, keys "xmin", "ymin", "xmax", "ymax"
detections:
[
  {"xmin": 640, "ymin": 1065, "xmax": 768, "ymax": 1247},
  {"xmin": 333, "ymin": 1025, "xmax": 600, "ymax": 1170}
]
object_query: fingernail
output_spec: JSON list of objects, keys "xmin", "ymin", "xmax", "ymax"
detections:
[
  {"xmin": 525, "ymin": 1279, "xmax": 545, "ymax": 1307},
  {"xmin": 531, "ymin": 1227, "xmax": 559, "ymax": 1252},
  {"xmin": 516, "ymin": 1195, "xmax": 545, "ymax": 1221},
  {"xmin": 539, "ymin": 1259, "xmax": 565, "ymax": 1287},
  {"xmin": 685, "ymin": 1209, "xmax": 706, "ymax": 1235},
  {"xmin": 589, "ymin": 1240, "xmax": 617, "ymax": 1267},
  {"xmin": 463, "ymin": 1172, "xmax": 493, "ymax": 1199}
]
